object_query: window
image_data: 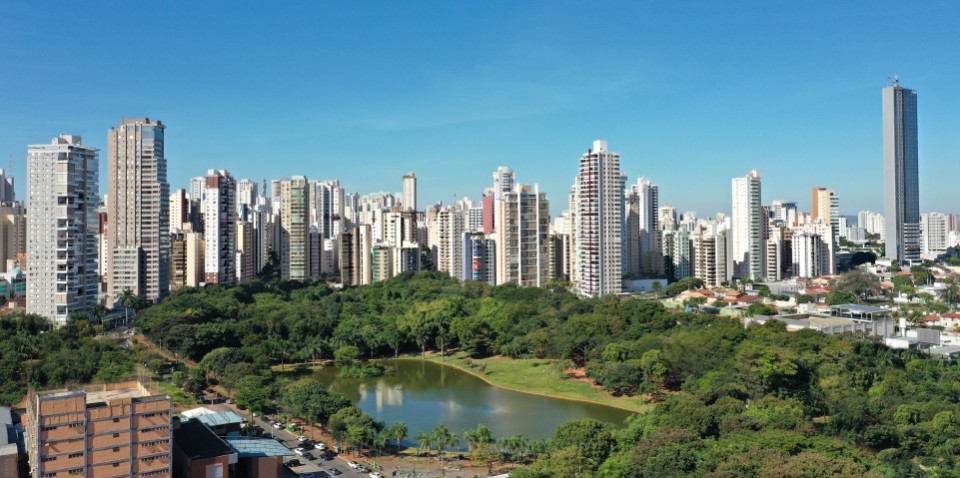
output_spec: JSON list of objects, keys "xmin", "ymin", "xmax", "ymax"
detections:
[
  {"xmin": 113, "ymin": 463, "xmax": 120, "ymax": 467},
  {"xmin": 113, "ymin": 447, "xmax": 120, "ymax": 452},
  {"xmin": 68, "ymin": 453, "xmax": 82, "ymax": 458},
  {"xmin": 113, "ymin": 433, "xmax": 120, "ymax": 438},
  {"xmin": 113, "ymin": 418, "xmax": 120, "ymax": 423}
]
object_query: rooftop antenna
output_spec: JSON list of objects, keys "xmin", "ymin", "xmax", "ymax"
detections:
[{"xmin": 889, "ymin": 74, "xmax": 900, "ymax": 87}]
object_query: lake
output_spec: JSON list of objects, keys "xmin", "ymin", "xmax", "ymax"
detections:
[{"xmin": 312, "ymin": 359, "xmax": 635, "ymax": 446}]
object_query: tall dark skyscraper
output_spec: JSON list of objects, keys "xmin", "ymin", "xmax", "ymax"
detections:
[{"xmin": 882, "ymin": 79, "xmax": 920, "ymax": 265}]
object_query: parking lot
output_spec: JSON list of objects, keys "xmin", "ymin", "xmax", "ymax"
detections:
[
  {"xmin": 205, "ymin": 402, "xmax": 484, "ymax": 478},
  {"xmin": 204, "ymin": 403, "xmax": 382, "ymax": 478}
]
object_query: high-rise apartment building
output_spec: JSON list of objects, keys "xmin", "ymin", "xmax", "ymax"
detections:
[
  {"xmin": 236, "ymin": 178, "xmax": 258, "ymax": 211},
  {"xmin": 189, "ymin": 177, "xmax": 205, "ymax": 206},
  {"xmin": 372, "ymin": 243, "xmax": 393, "ymax": 283},
  {"xmin": 106, "ymin": 118, "xmax": 170, "ymax": 305},
  {"xmin": 169, "ymin": 189, "xmax": 189, "ymax": 233},
  {"xmin": 203, "ymin": 170, "xmax": 236, "ymax": 284},
  {"xmin": 625, "ymin": 177, "xmax": 660, "ymax": 277},
  {"xmin": 921, "ymin": 212, "xmax": 950, "ymax": 260},
  {"xmin": 169, "ymin": 231, "xmax": 203, "ymax": 290},
  {"xmin": 0, "ymin": 203, "xmax": 26, "ymax": 272},
  {"xmin": 732, "ymin": 170, "xmax": 763, "ymax": 280},
  {"xmin": 236, "ymin": 219, "xmax": 256, "ymax": 282},
  {"xmin": 27, "ymin": 135, "xmax": 99, "ymax": 325},
  {"xmin": 883, "ymin": 79, "xmax": 921, "ymax": 265},
  {"xmin": 0, "ymin": 168, "xmax": 15, "ymax": 204},
  {"xmin": 858, "ymin": 211, "xmax": 886, "ymax": 239},
  {"xmin": 693, "ymin": 229, "xmax": 731, "ymax": 288},
  {"xmin": 27, "ymin": 382, "xmax": 173, "ymax": 478},
  {"xmin": 493, "ymin": 166, "xmax": 515, "ymax": 203},
  {"xmin": 770, "ymin": 200, "xmax": 798, "ymax": 227},
  {"xmin": 436, "ymin": 206, "xmax": 466, "ymax": 280},
  {"xmin": 402, "ymin": 171, "xmax": 417, "ymax": 212},
  {"xmin": 494, "ymin": 184, "xmax": 550, "ymax": 287},
  {"xmin": 394, "ymin": 241, "xmax": 422, "ymax": 276},
  {"xmin": 573, "ymin": 140, "xmax": 623, "ymax": 297},
  {"xmin": 312, "ymin": 179, "xmax": 345, "ymax": 241},
  {"xmin": 811, "ymin": 187, "xmax": 840, "ymax": 270},
  {"xmin": 792, "ymin": 221, "xmax": 833, "ymax": 278},
  {"xmin": 662, "ymin": 228, "xmax": 692, "ymax": 282},
  {"xmin": 462, "ymin": 232, "xmax": 496, "ymax": 284},
  {"xmin": 280, "ymin": 177, "xmax": 310, "ymax": 281},
  {"xmin": 765, "ymin": 235, "xmax": 783, "ymax": 282}
]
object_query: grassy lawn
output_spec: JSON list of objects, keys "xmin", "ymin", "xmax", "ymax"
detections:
[
  {"xmin": 420, "ymin": 353, "xmax": 651, "ymax": 413},
  {"xmin": 274, "ymin": 355, "xmax": 651, "ymax": 412}
]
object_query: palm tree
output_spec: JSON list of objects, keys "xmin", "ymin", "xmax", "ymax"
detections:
[
  {"xmin": 389, "ymin": 422, "xmax": 408, "ymax": 451},
  {"xmin": 118, "ymin": 288, "xmax": 136, "ymax": 329},
  {"xmin": 415, "ymin": 431, "xmax": 432, "ymax": 456},
  {"xmin": 464, "ymin": 424, "xmax": 494, "ymax": 452},
  {"xmin": 505, "ymin": 434, "xmax": 529, "ymax": 462},
  {"xmin": 372, "ymin": 431, "xmax": 388, "ymax": 457},
  {"xmin": 92, "ymin": 303, "xmax": 108, "ymax": 325},
  {"xmin": 431, "ymin": 425, "xmax": 459, "ymax": 477}
]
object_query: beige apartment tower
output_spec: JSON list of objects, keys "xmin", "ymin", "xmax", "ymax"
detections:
[
  {"xmin": 494, "ymin": 183, "xmax": 550, "ymax": 287},
  {"xmin": 27, "ymin": 381, "xmax": 173, "ymax": 478},
  {"xmin": 279, "ymin": 177, "xmax": 310, "ymax": 281},
  {"xmin": 106, "ymin": 118, "xmax": 170, "ymax": 306}
]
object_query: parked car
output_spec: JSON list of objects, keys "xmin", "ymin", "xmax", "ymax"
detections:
[
  {"xmin": 285, "ymin": 459, "xmax": 302, "ymax": 467},
  {"xmin": 328, "ymin": 468, "xmax": 342, "ymax": 475},
  {"xmin": 357, "ymin": 465, "xmax": 370, "ymax": 473},
  {"xmin": 303, "ymin": 452, "xmax": 316, "ymax": 461},
  {"xmin": 321, "ymin": 450, "xmax": 335, "ymax": 460},
  {"xmin": 347, "ymin": 461, "xmax": 360, "ymax": 469},
  {"xmin": 297, "ymin": 435, "xmax": 307, "ymax": 442},
  {"xmin": 314, "ymin": 442, "xmax": 327, "ymax": 450},
  {"xmin": 294, "ymin": 448, "xmax": 306, "ymax": 457},
  {"xmin": 370, "ymin": 473, "xmax": 383, "ymax": 478},
  {"xmin": 273, "ymin": 422, "xmax": 282, "ymax": 429}
]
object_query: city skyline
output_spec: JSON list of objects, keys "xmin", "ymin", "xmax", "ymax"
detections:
[{"xmin": 1, "ymin": 2, "xmax": 958, "ymax": 217}]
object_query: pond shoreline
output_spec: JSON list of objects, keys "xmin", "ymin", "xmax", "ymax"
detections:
[{"xmin": 388, "ymin": 355, "xmax": 646, "ymax": 414}]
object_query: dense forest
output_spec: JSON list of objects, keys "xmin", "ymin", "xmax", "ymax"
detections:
[
  {"xmin": 4, "ymin": 271, "xmax": 960, "ymax": 476},
  {"xmin": 0, "ymin": 315, "xmax": 135, "ymax": 405}
]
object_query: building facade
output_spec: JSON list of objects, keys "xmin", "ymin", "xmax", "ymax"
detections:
[
  {"xmin": 574, "ymin": 140, "xmax": 623, "ymax": 297},
  {"xmin": 27, "ymin": 135, "xmax": 99, "ymax": 324},
  {"xmin": 732, "ymin": 170, "xmax": 763, "ymax": 280},
  {"xmin": 106, "ymin": 118, "xmax": 170, "ymax": 305},
  {"xmin": 882, "ymin": 79, "xmax": 921, "ymax": 265},
  {"xmin": 494, "ymin": 184, "xmax": 550, "ymax": 287},
  {"xmin": 402, "ymin": 171, "xmax": 417, "ymax": 212},
  {"xmin": 203, "ymin": 170, "xmax": 237, "ymax": 285},
  {"xmin": 27, "ymin": 382, "xmax": 173, "ymax": 478},
  {"xmin": 279, "ymin": 177, "xmax": 310, "ymax": 281}
]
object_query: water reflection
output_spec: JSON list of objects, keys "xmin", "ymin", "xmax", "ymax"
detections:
[{"xmin": 313, "ymin": 359, "xmax": 634, "ymax": 446}]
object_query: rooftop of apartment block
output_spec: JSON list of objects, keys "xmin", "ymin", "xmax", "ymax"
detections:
[{"xmin": 36, "ymin": 381, "xmax": 167, "ymax": 406}]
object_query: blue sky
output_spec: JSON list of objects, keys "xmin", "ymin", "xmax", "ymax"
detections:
[{"xmin": 1, "ymin": 1, "xmax": 958, "ymax": 217}]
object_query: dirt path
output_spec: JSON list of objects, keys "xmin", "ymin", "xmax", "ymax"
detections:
[{"xmin": 134, "ymin": 333, "xmax": 198, "ymax": 367}]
